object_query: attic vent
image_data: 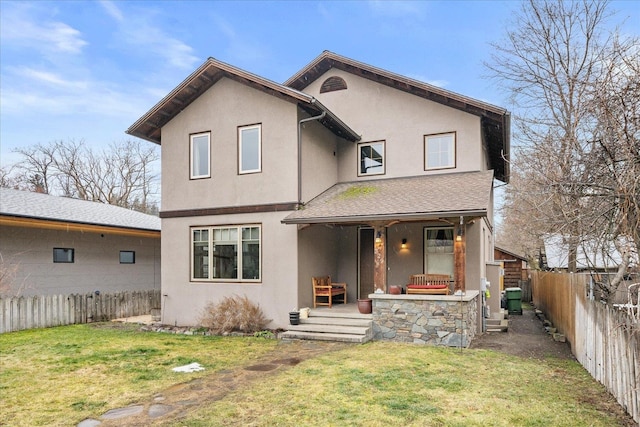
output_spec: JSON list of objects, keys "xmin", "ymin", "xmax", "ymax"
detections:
[{"xmin": 320, "ymin": 76, "xmax": 347, "ymax": 93}]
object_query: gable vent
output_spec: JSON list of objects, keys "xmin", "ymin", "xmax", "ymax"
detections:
[{"xmin": 320, "ymin": 76, "xmax": 347, "ymax": 93}]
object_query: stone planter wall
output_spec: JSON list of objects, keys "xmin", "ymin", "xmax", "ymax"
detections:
[{"xmin": 369, "ymin": 291, "xmax": 479, "ymax": 347}]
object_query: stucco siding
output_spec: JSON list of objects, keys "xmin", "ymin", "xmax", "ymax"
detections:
[
  {"xmin": 0, "ymin": 225, "xmax": 160, "ymax": 296},
  {"xmin": 161, "ymin": 77, "xmax": 299, "ymax": 212},
  {"xmin": 306, "ymin": 69, "xmax": 484, "ymax": 181},
  {"xmin": 299, "ymin": 117, "xmax": 342, "ymax": 204},
  {"xmin": 160, "ymin": 212, "xmax": 298, "ymax": 328}
]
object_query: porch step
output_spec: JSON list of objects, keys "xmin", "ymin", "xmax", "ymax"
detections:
[{"xmin": 280, "ymin": 305, "xmax": 373, "ymax": 344}]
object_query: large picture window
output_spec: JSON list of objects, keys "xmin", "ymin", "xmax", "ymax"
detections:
[
  {"xmin": 358, "ymin": 141, "xmax": 385, "ymax": 176},
  {"xmin": 239, "ymin": 124, "xmax": 261, "ymax": 174},
  {"xmin": 191, "ymin": 225, "xmax": 261, "ymax": 282},
  {"xmin": 424, "ymin": 227, "xmax": 454, "ymax": 277},
  {"xmin": 424, "ymin": 132, "xmax": 456, "ymax": 170},
  {"xmin": 190, "ymin": 132, "xmax": 210, "ymax": 179}
]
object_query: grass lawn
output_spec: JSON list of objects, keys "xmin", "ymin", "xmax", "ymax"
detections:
[{"xmin": 0, "ymin": 324, "xmax": 630, "ymax": 426}]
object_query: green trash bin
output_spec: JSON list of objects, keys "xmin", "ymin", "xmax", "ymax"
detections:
[{"xmin": 505, "ymin": 287, "xmax": 522, "ymax": 315}]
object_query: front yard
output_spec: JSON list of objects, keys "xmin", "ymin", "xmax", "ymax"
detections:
[{"xmin": 0, "ymin": 323, "xmax": 633, "ymax": 426}]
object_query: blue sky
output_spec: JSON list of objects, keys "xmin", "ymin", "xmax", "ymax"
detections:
[{"xmin": 1, "ymin": 0, "xmax": 638, "ymax": 167}]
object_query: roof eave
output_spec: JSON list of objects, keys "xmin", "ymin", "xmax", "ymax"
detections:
[{"xmin": 282, "ymin": 209, "xmax": 488, "ymax": 225}]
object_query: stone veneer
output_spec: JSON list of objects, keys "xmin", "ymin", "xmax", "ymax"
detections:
[{"xmin": 369, "ymin": 291, "xmax": 479, "ymax": 347}]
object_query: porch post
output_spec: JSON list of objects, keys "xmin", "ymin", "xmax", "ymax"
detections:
[
  {"xmin": 373, "ymin": 226, "xmax": 387, "ymax": 293},
  {"xmin": 454, "ymin": 223, "xmax": 466, "ymax": 292}
]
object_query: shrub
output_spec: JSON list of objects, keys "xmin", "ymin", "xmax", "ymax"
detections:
[{"xmin": 198, "ymin": 295, "xmax": 270, "ymax": 334}]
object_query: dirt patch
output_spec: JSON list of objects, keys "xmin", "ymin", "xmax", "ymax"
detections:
[{"xmin": 470, "ymin": 304, "xmax": 575, "ymax": 360}]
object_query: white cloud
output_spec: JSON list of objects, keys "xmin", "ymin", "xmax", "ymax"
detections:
[
  {"xmin": 407, "ymin": 74, "xmax": 449, "ymax": 88},
  {"xmin": 1, "ymin": 4, "xmax": 87, "ymax": 55},
  {"xmin": 20, "ymin": 67, "xmax": 89, "ymax": 90},
  {"xmin": 99, "ymin": 0, "xmax": 124, "ymax": 23}
]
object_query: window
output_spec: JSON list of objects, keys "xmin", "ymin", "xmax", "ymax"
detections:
[
  {"xmin": 358, "ymin": 141, "xmax": 385, "ymax": 176},
  {"xmin": 119, "ymin": 251, "xmax": 135, "ymax": 264},
  {"xmin": 424, "ymin": 132, "xmax": 456, "ymax": 170},
  {"xmin": 190, "ymin": 132, "xmax": 210, "ymax": 179},
  {"xmin": 424, "ymin": 228, "xmax": 454, "ymax": 276},
  {"xmin": 53, "ymin": 248, "xmax": 74, "ymax": 263},
  {"xmin": 238, "ymin": 124, "xmax": 261, "ymax": 174},
  {"xmin": 191, "ymin": 225, "xmax": 261, "ymax": 282}
]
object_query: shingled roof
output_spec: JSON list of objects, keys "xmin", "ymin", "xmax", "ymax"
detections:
[
  {"xmin": 0, "ymin": 188, "xmax": 160, "ymax": 232},
  {"xmin": 282, "ymin": 170, "xmax": 494, "ymax": 225}
]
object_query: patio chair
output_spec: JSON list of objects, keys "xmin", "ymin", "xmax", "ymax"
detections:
[{"xmin": 312, "ymin": 276, "xmax": 347, "ymax": 308}]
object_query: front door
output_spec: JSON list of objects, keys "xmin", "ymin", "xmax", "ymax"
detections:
[{"xmin": 358, "ymin": 227, "xmax": 375, "ymax": 298}]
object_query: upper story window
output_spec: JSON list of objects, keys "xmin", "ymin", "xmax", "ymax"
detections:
[
  {"xmin": 53, "ymin": 248, "xmax": 74, "ymax": 263},
  {"xmin": 238, "ymin": 124, "xmax": 261, "ymax": 174},
  {"xmin": 358, "ymin": 141, "xmax": 385, "ymax": 176},
  {"xmin": 424, "ymin": 132, "xmax": 456, "ymax": 170},
  {"xmin": 191, "ymin": 225, "xmax": 261, "ymax": 282},
  {"xmin": 190, "ymin": 132, "xmax": 211, "ymax": 179}
]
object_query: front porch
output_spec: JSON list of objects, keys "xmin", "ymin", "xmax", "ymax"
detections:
[{"xmin": 281, "ymin": 291, "xmax": 479, "ymax": 347}]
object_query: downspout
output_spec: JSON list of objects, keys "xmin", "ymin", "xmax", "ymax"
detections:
[{"xmin": 297, "ymin": 109, "xmax": 326, "ymax": 206}]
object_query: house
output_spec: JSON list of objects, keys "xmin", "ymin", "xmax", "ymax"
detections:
[
  {"xmin": 0, "ymin": 188, "xmax": 161, "ymax": 296},
  {"xmin": 127, "ymin": 51, "xmax": 510, "ymax": 334},
  {"xmin": 542, "ymin": 234, "xmax": 638, "ymax": 273}
]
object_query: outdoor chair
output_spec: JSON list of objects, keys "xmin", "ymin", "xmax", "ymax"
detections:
[{"xmin": 312, "ymin": 276, "xmax": 347, "ymax": 308}]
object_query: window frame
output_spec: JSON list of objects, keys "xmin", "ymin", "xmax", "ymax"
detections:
[
  {"xmin": 190, "ymin": 131, "xmax": 211, "ymax": 179},
  {"xmin": 119, "ymin": 251, "xmax": 136, "ymax": 264},
  {"xmin": 424, "ymin": 132, "xmax": 456, "ymax": 170},
  {"xmin": 238, "ymin": 124, "xmax": 262, "ymax": 174},
  {"xmin": 357, "ymin": 140, "xmax": 386, "ymax": 177},
  {"xmin": 53, "ymin": 248, "xmax": 74, "ymax": 263},
  {"xmin": 423, "ymin": 227, "xmax": 454, "ymax": 277},
  {"xmin": 190, "ymin": 224, "xmax": 262, "ymax": 283}
]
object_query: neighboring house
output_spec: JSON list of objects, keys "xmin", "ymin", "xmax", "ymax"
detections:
[
  {"xmin": 0, "ymin": 188, "xmax": 161, "ymax": 296},
  {"xmin": 542, "ymin": 234, "xmax": 638, "ymax": 273},
  {"xmin": 127, "ymin": 51, "xmax": 510, "ymax": 331},
  {"xmin": 494, "ymin": 246, "xmax": 530, "ymax": 289}
]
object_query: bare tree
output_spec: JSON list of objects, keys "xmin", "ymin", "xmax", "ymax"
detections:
[
  {"xmin": 5, "ymin": 139, "xmax": 160, "ymax": 214},
  {"xmin": 488, "ymin": 0, "xmax": 638, "ymax": 293}
]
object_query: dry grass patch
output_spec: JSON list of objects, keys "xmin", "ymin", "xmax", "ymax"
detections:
[
  {"xmin": 0, "ymin": 323, "xmax": 277, "ymax": 426},
  {"xmin": 178, "ymin": 343, "xmax": 629, "ymax": 427}
]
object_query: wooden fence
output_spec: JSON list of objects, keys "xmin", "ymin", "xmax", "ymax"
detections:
[
  {"xmin": 0, "ymin": 290, "xmax": 161, "ymax": 334},
  {"xmin": 531, "ymin": 271, "xmax": 639, "ymax": 424}
]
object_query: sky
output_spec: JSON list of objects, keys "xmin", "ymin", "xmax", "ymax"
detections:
[{"xmin": 1, "ymin": 0, "xmax": 638, "ymax": 168}]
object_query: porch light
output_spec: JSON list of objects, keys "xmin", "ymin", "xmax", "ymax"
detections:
[
  {"xmin": 375, "ymin": 231, "xmax": 382, "ymax": 244},
  {"xmin": 401, "ymin": 238, "xmax": 407, "ymax": 249},
  {"xmin": 456, "ymin": 216, "xmax": 464, "ymax": 241}
]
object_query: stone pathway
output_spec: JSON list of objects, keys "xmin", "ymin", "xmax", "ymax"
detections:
[{"xmin": 77, "ymin": 339, "xmax": 349, "ymax": 426}]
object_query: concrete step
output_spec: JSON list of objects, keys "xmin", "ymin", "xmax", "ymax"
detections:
[
  {"xmin": 302, "ymin": 317, "xmax": 372, "ymax": 327},
  {"xmin": 308, "ymin": 309, "xmax": 372, "ymax": 320},
  {"xmin": 287, "ymin": 323, "xmax": 370, "ymax": 335},
  {"xmin": 280, "ymin": 330, "xmax": 370, "ymax": 344},
  {"xmin": 486, "ymin": 319, "xmax": 509, "ymax": 332}
]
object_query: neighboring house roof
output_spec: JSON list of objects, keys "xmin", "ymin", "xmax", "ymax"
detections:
[
  {"xmin": 284, "ymin": 51, "xmax": 511, "ymax": 183},
  {"xmin": 495, "ymin": 245, "xmax": 528, "ymax": 261},
  {"xmin": 0, "ymin": 188, "xmax": 160, "ymax": 233},
  {"xmin": 282, "ymin": 170, "xmax": 494, "ymax": 224},
  {"xmin": 126, "ymin": 57, "xmax": 360, "ymax": 145},
  {"xmin": 543, "ymin": 234, "xmax": 638, "ymax": 270}
]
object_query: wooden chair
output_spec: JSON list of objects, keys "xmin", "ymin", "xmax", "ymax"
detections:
[
  {"xmin": 312, "ymin": 276, "xmax": 347, "ymax": 308},
  {"xmin": 406, "ymin": 274, "xmax": 451, "ymax": 295}
]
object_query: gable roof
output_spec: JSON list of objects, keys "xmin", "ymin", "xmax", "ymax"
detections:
[
  {"xmin": 285, "ymin": 51, "xmax": 511, "ymax": 183},
  {"xmin": 0, "ymin": 188, "xmax": 160, "ymax": 234},
  {"xmin": 542, "ymin": 234, "xmax": 638, "ymax": 270},
  {"xmin": 126, "ymin": 57, "xmax": 360, "ymax": 145},
  {"xmin": 282, "ymin": 170, "xmax": 494, "ymax": 225}
]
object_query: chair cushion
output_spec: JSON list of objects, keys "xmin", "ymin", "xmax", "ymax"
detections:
[{"xmin": 406, "ymin": 285, "xmax": 448, "ymax": 290}]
